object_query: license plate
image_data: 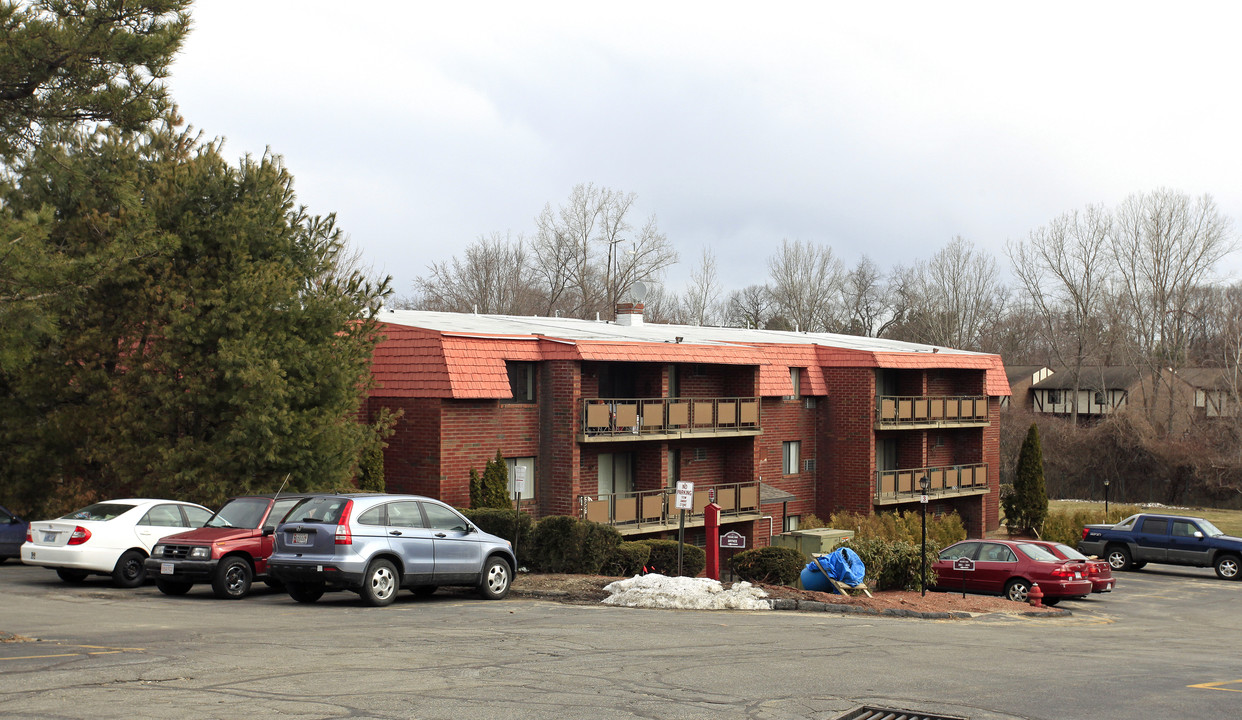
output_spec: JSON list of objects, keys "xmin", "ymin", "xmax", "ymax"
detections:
[
  {"xmin": 161, "ymin": 562, "xmax": 174, "ymax": 575},
  {"xmin": 1074, "ymin": 572, "xmax": 1082, "ymax": 579},
  {"xmin": 43, "ymin": 532, "xmax": 56, "ymax": 543},
  {"xmin": 292, "ymin": 532, "xmax": 309, "ymax": 545}
]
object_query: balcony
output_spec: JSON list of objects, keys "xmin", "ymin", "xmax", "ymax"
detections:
[
  {"xmin": 579, "ymin": 397, "xmax": 761, "ymax": 442},
  {"xmin": 578, "ymin": 481, "xmax": 762, "ymax": 535},
  {"xmin": 874, "ymin": 463, "xmax": 990, "ymax": 505},
  {"xmin": 875, "ymin": 395, "xmax": 989, "ymax": 429}
]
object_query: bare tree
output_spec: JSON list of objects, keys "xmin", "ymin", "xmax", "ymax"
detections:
[
  {"xmin": 842, "ymin": 255, "xmax": 891, "ymax": 337},
  {"xmin": 682, "ymin": 246, "xmax": 721, "ymax": 326},
  {"xmin": 722, "ymin": 284, "xmax": 773, "ymax": 329},
  {"xmin": 889, "ymin": 236, "xmax": 1006, "ymax": 349},
  {"xmin": 766, "ymin": 239, "xmax": 845, "ymax": 332},
  {"xmin": 1008, "ymin": 205, "xmax": 1112, "ymax": 425},
  {"xmin": 531, "ymin": 183, "xmax": 676, "ymax": 319},
  {"xmin": 412, "ymin": 232, "xmax": 538, "ymax": 314},
  {"xmin": 1108, "ymin": 189, "xmax": 1237, "ymax": 435}
]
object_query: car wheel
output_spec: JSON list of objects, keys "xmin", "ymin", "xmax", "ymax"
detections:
[
  {"xmin": 412, "ymin": 585, "xmax": 437, "ymax": 598},
  {"xmin": 212, "ymin": 557, "xmax": 253, "ymax": 599},
  {"xmin": 478, "ymin": 556, "xmax": 512, "ymax": 600},
  {"xmin": 56, "ymin": 568, "xmax": 88, "ymax": 584},
  {"xmin": 111, "ymin": 550, "xmax": 147, "ymax": 588},
  {"xmin": 1004, "ymin": 579, "xmax": 1031, "ymax": 603},
  {"xmin": 1106, "ymin": 545, "xmax": 1132, "ymax": 571},
  {"xmin": 1214, "ymin": 554, "xmax": 1241, "ymax": 580},
  {"xmin": 287, "ymin": 582, "xmax": 325, "ymax": 604},
  {"xmin": 156, "ymin": 579, "xmax": 193, "ymax": 596},
  {"xmin": 360, "ymin": 559, "xmax": 399, "ymax": 607}
]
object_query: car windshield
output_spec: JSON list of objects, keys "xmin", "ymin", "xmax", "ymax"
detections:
[
  {"xmin": 284, "ymin": 497, "xmax": 349, "ymax": 524},
  {"xmin": 205, "ymin": 498, "xmax": 270, "ymax": 529},
  {"xmin": 1197, "ymin": 520, "xmax": 1225, "ymax": 537},
  {"xmin": 1016, "ymin": 543, "xmax": 1059, "ymax": 562},
  {"xmin": 59, "ymin": 503, "xmax": 135, "ymax": 521},
  {"xmin": 1053, "ymin": 543, "xmax": 1088, "ymax": 561}
]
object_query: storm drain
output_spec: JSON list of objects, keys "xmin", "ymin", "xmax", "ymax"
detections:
[{"xmin": 835, "ymin": 706, "xmax": 968, "ymax": 720}]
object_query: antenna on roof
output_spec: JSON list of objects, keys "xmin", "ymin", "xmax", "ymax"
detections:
[{"xmin": 630, "ymin": 281, "xmax": 649, "ymax": 303}]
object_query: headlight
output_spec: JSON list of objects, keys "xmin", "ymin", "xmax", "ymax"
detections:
[
  {"xmin": 189, "ymin": 546, "xmax": 211, "ymax": 560},
  {"xmin": 152, "ymin": 544, "xmax": 165, "ymax": 557}
]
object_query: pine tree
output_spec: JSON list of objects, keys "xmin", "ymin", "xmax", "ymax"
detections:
[
  {"xmin": 481, "ymin": 451, "xmax": 512, "ymax": 509},
  {"xmin": 1004, "ymin": 422, "xmax": 1049, "ymax": 534}
]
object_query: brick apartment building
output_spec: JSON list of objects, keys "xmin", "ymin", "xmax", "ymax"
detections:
[{"xmin": 365, "ymin": 306, "xmax": 1009, "ymax": 547}]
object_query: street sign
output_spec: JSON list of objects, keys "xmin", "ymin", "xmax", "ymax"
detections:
[
  {"xmin": 920, "ymin": 494, "xmax": 929, "ymax": 504},
  {"xmin": 514, "ymin": 465, "xmax": 527, "ymax": 494},
  {"xmin": 675, "ymin": 481, "xmax": 694, "ymax": 510},
  {"xmin": 953, "ymin": 557, "xmax": 975, "ymax": 571},
  {"xmin": 720, "ymin": 531, "xmax": 745, "ymax": 549}
]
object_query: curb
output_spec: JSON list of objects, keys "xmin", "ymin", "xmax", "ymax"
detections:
[{"xmin": 768, "ymin": 597, "xmax": 1070, "ymax": 619}]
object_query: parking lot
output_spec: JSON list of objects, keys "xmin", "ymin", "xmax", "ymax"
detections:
[{"xmin": 2, "ymin": 561, "xmax": 1239, "ymax": 720}]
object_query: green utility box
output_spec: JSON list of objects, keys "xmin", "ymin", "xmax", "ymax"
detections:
[{"xmin": 771, "ymin": 528, "xmax": 855, "ymax": 559}]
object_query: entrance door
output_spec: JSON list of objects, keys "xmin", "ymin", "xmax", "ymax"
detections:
[{"xmin": 598, "ymin": 452, "xmax": 635, "ymax": 497}]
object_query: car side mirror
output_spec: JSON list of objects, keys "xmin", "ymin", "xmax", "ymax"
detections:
[
  {"xmin": 262, "ymin": 527, "xmax": 275, "ymax": 536},
  {"xmin": 1194, "ymin": 531, "xmax": 1204, "ymax": 539},
  {"xmin": 8, "ymin": 517, "xmax": 18, "ymax": 524}
]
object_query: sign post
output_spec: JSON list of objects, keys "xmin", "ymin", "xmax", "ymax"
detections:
[
  {"xmin": 674, "ymin": 481, "xmax": 694, "ymax": 576},
  {"xmin": 953, "ymin": 556, "xmax": 975, "ymax": 598},
  {"xmin": 513, "ymin": 465, "xmax": 527, "ymax": 565}
]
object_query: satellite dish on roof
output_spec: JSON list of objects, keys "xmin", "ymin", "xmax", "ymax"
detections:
[{"xmin": 630, "ymin": 281, "xmax": 648, "ymax": 302}]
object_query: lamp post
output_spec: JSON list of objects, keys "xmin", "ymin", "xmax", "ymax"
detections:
[
  {"xmin": 1104, "ymin": 479, "xmax": 1110, "ymax": 519},
  {"xmin": 919, "ymin": 475, "xmax": 931, "ymax": 597}
]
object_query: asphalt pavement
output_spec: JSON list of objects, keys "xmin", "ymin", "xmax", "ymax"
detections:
[{"xmin": 1, "ymin": 562, "xmax": 1239, "ymax": 720}]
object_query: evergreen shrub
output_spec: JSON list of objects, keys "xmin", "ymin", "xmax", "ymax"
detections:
[
  {"xmin": 635, "ymin": 539, "xmax": 706, "ymax": 577},
  {"xmin": 527, "ymin": 515, "xmax": 622, "ymax": 574},
  {"xmin": 847, "ymin": 537, "xmax": 939, "ymax": 591},
  {"xmin": 1038, "ymin": 504, "xmax": 1142, "ymax": 546},
  {"xmin": 728, "ymin": 546, "xmax": 805, "ymax": 585},
  {"xmin": 827, "ymin": 510, "xmax": 966, "ymax": 548},
  {"xmin": 460, "ymin": 507, "xmax": 535, "ymax": 557},
  {"xmin": 601, "ymin": 541, "xmax": 652, "ymax": 577}
]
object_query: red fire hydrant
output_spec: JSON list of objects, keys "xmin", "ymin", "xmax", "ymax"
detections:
[{"xmin": 1028, "ymin": 582, "xmax": 1044, "ymax": 608}]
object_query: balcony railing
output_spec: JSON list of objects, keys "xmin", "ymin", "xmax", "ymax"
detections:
[
  {"xmin": 874, "ymin": 463, "xmax": 989, "ymax": 502},
  {"xmin": 581, "ymin": 397, "xmax": 760, "ymax": 439},
  {"xmin": 579, "ymin": 481, "xmax": 761, "ymax": 529},
  {"xmin": 875, "ymin": 395, "xmax": 989, "ymax": 427}
]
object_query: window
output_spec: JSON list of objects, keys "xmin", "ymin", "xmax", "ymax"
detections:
[
  {"xmin": 598, "ymin": 452, "xmax": 634, "ymax": 496},
  {"xmin": 183, "ymin": 506, "xmax": 212, "ymax": 527},
  {"xmin": 140, "ymin": 504, "xmax": 186, "ymax": 527},
  {"xmin": 506, "ymin": 362, "xmax": 535, "ymax": 402},
  {"xmin": 788, "ymin": 367, "xmax": 802, "ymax": 400},
  {"xmin": 1046, "ymin": 390, "xmax": 1062, "ymax": 405},
  {"xmin": 1094, "ymin": 391, "xmax": 1109, "ymax": 406},
  {"xmin": 782, "ymin": 441, "xmax": 800, "ymax": 475},
  {"xmin": 1140, "ymin": 517, "xmax": 1169, "ymax": 535},
  {"xmin": 387, "ymin": 501, "xmax": 426, "ymax": 527},
  {"xmin": 505, "ymin": 456, "xmax": 536, "ymax": 501},
  {"xmin": 420, "ymin": 502, "xmax": 469, "ymax": 532},
  {"xmin": 1172, "ymin": 521, "xmax": 1198, "ymax": 538},
  {"xmin": 785, "ymin": 515, "xmax": 800, "ymax": 532}
]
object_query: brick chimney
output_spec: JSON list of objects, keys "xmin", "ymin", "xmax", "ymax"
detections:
[{"xmin": 615, "ymin": 302, "xmax": 644, "ymax": 327}]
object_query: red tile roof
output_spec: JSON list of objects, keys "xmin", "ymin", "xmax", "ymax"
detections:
[{"xmin": 369, "ymin": 319, "xmax": 1011, "ymax": 399}]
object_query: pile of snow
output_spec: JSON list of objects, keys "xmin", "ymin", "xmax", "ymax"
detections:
[{"xmin": 601, "ymin": 573, "xmax": 772, "ymax": 611}]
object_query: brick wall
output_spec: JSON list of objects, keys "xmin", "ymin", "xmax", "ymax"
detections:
[
  {"xmin": 372, "ymin": 397, "xmax": 443, "ymax": 498},
  {"xmin": 822, "ymin": 367, "xmax": 876, "ymax": 518}
]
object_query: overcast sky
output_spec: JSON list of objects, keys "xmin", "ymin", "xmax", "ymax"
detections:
[{"xmin": 168, "ymin": 1, "xmax": 1242, "ymax": 301}]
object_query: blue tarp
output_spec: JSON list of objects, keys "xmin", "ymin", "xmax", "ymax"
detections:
[{"xmin": 800, "ymin": 546, "xmax": 867, "ymax": 593}]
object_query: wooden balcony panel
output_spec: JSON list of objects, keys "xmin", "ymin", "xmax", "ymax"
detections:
[
  {"xmin": 669, "ymin": 402, "xmax": 690, "ymax": 426},
  {"xmin": 693, "ymin": 402, "xmax": 714, "ymax": 426},
  {"xmin": 914, "ymin": 398, "xmax": 929, "ymax": 421},
  {"xmin": 642, "ymin": 494, "xmax": 664, "ymax": 521},
  {"xmin": 881, "ymin": 398, "xmax": 897, "ymax": 420},
  {"xmin": 614, "ymin": 497, "xmax": 638, "ymax": 523},
  {"xmin": 642, "ymin": 402, "xmax": 664, "ymax": 427},
  {"xmin": 973, "ymin": 398, "xmax": 988, "ymax": 418},
  {"xmin": 692, "ymin": 490, "xmax": 710, "ymax": 514},
  {"xmin": 615, "ymin": 404, "xmax": 638, "ymax": 428},
  {"xmin": 881, "ymin": 474, "xmax": 896, "ymax": 494},
  {"xmin": 930, "ymin": 398, "xmax": 944, "ymax": 419},
  {"xmin": 898, "ymin": 399, "xmax": 913, "ymax": 420},
  {"xmin": 930, "ymin": 468, "xmax": 945, "ymax": 490},
  {"xmin": 740, "ymin": 401, "xmax": 759, "ymax": 424},
  {"xmin": 717, "ymin": 487, "xmax": 737, "ymax": 512},
  {"xmin": 944, "ymin": 399, "xmax": 960, "ymax": 419},
  {"xmin": 585, "ymin": 499, "xmax": 610, "ymax": 523},
  {"xmin": 718, "ymin": 401, "xmax": 737, "ymax": 425},
  {"xmin": 587, "ymin": 403, "xmax": 611, "ymax": 429},
  {"xmin": 976, "ymin": 465, "xmax": 987, "ymax": 486},
  {"xmin": 898, "ymin": 472, "xmax": 914, "ymax": 493},
  {"xmin": 739, "ymin": 485, "xmax": 759, "ymax": 510}
]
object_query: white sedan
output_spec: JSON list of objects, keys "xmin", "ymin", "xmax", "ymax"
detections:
[{"xmin": 22, "ymin": 499, "xmax": 213, "ymax": 587}]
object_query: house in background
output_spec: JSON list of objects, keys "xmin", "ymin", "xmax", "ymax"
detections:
[
  {"xmin": 1030, "ymin": 366, "xmax": 1139, "ymax": 420},
  {"xmin": 1177, "ymin": 368, "xmax": 1241, "ymax": 420},
  {"xmin": 365, "ymin": 306, "xmax": 1010, "ymax": 546},
  {"xmin": 1000, "ymin": 365, "xmax": 1053, "ymax": 411}
]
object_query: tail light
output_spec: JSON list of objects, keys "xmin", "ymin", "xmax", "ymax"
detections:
[
  {"xmin": 1050, "ymin": 564, "xmax": 1077, "ymax": 579},
  {"xmin": 68, "ymin": 526, "xmax": 92, "ymax": 545},
  {"xmin": 334, "ymin": 500, "xmax": 354, "ymax": 545},
  {"xmin": 26, "ymin": 528, "xmax": 33, "ymax": 543},
  {"xmin": 1081, "ymin": 527, "xmax": 1090, "ymax": 540}
]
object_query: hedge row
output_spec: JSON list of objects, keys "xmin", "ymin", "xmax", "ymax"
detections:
[
  {"xmin": 1037, "ymin": 504, "xmax": 1142, "ymax": 545},
  {"xmin": 459, "ymin": 510, "xmax": 705, "ymax": 576}
]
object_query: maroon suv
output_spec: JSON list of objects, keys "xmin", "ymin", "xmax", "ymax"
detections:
[{"xmin": 144, "ymin": 495, "xmax": 309, "ymax": 599}]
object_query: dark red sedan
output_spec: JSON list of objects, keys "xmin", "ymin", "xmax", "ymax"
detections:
[
  {"xmin": 1027, "ymin": 540, "xmax": 1115, "ymax": 594},
  {"xmin": 933, "ymin": 539, "xmax": 1094, "ymax": 605}
]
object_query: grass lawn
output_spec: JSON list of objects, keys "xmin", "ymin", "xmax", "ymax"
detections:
[{"xmin": 1049, "ymin": 500, "xmax": 1242, "ymax": 537}]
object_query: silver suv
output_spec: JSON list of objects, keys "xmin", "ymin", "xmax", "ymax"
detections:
[{"xmin": 268, "ymin": 493, "xmax": 516, "ymax": 606}]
